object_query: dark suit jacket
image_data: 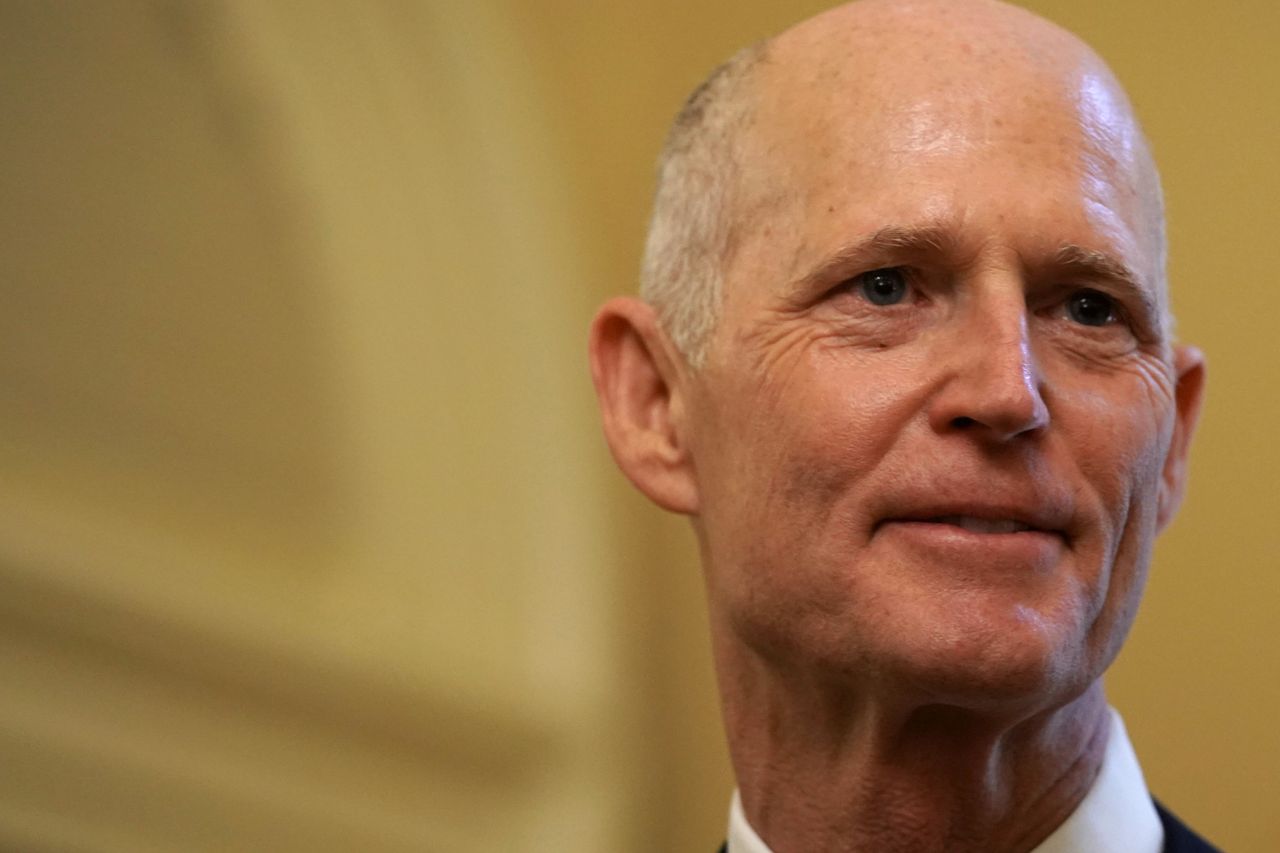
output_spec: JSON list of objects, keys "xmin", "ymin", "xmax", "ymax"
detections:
[
  {"xmin": 716, "ymin": 799, "xmax": 1223, "ymax": 852},
  {"xmin": 1155, "ymin": 800, "xmax": 1222, "ymax": 852}
]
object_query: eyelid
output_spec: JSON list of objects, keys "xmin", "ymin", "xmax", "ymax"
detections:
[
  {"xmin": 1048, "ymin": 285, "xmax": 1151, "ymax": 340},
  {"xmin": 1068, "ymin": 274, "xmax": 1157, "ymax": 317},
  {"xmin": 841, "ymin": 264, "xmax": 915, "ymax": 290},
  {"xmin": 836, "ymin": 266, "xmax": 917, "ymax": 303}
]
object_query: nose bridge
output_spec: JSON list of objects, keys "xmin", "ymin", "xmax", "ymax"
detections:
[
  {"xmin": 929, "ymin": 274, "xmax": 1048, "ymax": 441},
  {"xmin": 977, "ymin": 294, "xmax": 1036, "ymax": 386}
]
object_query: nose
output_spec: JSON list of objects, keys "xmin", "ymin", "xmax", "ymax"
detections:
[{"xmin": 926, "ymin": 302, "xmax": 1049, "ymax": 442}]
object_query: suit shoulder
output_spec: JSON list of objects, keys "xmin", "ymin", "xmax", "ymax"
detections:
[{"xmin": 1155, "ymin": 799, "xmax": 1223, "ymax": 853}]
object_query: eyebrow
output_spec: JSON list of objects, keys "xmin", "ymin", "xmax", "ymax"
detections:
[
  {"xmin": 1048, "ymin": 244, "xmax": 1158, "ymax": 321},
  {"xmin": 789, "ymin": 224, "xmax": 956, "ymax": 296}
]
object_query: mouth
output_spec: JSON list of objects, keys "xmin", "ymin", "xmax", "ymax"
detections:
[
  {"xmin": 922, "ymin": 515, "xmax": 1039, "ymax": 535},
  {"xmin": 874, "ymin": 509, "xmax": 1070, "ymax": 542},
  {"xmin": 874, "ymin": 513, "xmax": 1068, "ymax": 571}
]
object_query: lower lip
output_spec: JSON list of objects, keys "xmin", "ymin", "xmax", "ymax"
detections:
[{"xmin": 876, "ymin": 520, "xmax": 1065, "ymax": 571}]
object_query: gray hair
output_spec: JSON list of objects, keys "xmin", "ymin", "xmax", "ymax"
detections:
[{"xmin": 639, "ymin": 42, "xmax": 767, "ymax": 367}]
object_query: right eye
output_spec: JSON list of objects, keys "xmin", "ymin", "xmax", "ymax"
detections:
[{"xmin": 856, "ymin": 267, "xmax": 909, "ymax": 306}]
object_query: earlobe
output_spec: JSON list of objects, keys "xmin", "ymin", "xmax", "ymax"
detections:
[
  {"xmin": 1156, "ymin": 345, "xmax": 1207, "ymax": 530},
  {"xmin": 588, "ymin": 297, "xmax": 700, "ymax": 514}
]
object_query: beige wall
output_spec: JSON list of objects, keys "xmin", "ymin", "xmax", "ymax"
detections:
[{"xmin": 0, "ymin": 1, "xmax": 1274, "ymax": 851}]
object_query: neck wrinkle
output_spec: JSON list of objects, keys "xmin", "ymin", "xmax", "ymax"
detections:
[{"xmin": 719, "ymin": 645, "xmax": 1113, "ymax": 853}]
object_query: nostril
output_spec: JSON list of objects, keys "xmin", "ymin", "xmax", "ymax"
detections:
[{"xmin": 951, "ymin": 416, "xmax": 977, "ymax": 429}]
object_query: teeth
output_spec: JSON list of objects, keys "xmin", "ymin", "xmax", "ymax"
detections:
[{"xmin": 934, "ymin": 515, "xmax": 1033, "ymax": 534}]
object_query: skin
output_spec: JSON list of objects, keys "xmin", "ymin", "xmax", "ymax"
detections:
[{"xmin": 589, "ymin": 0, "xmax": 1206, "ymax": 850}]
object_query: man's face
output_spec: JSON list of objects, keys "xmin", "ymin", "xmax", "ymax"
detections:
[{"xmin": 684, "ymin": 54, "xmax": 1200, "ymax": 708}]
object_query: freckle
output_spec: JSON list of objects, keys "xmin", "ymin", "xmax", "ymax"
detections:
[{"xmin": 828, "ymin": 205, "xmax": 835, "ymax": 213}]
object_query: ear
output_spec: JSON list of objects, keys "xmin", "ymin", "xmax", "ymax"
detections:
[
  {"xmin": 1156, "ymin": 345, "xmax": 1206, "ymax": 530},
  {"xmin": 588, "ymin": 297, "xmax": 699, "ymax": 514}
]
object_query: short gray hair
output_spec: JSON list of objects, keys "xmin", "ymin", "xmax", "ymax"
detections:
[{"xmin": 639, "ymin": 42, "xmax": 767, "ymax": 367}]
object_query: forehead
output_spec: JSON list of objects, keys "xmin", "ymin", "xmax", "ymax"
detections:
[{"xmin": 723, "ymin": 24, "xmax": 1161, "ymax": 309}]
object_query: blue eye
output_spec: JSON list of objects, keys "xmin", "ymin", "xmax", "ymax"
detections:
[
  {"xmin": 1067, "ymin": 289, "xmax": 1117, "ymax": 326},
  {"xmin": 859, "ymin": 268, "xmax": 908, "ymax": 306}
]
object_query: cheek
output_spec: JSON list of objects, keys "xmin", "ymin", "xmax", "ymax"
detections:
[
  {"xmin": 720, "ymin": 349, "xmax": 927, "ymax": 521},
  {"xmin": 1061, "ymin": 381, "xmax": 1173, "ymax": 654},
  {"xmin": 1065, "ymin": 377, "xmax": 1172, "ymax": 531},
  {"xmin": 695, "ymin": 350, "xmax": 930, "ymax": 619}
]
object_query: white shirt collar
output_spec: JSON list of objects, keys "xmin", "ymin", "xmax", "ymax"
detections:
[{"xmin": 727, "ymin": 708, "xmax": 1163, "ymax": 853}]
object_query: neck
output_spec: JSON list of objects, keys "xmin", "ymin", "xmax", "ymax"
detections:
[{"xmin": 718, "ymin": 642, "xmax": 1112, "ymax": 853}]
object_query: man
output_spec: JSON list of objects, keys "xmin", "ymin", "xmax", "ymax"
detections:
[{"xmin": 588, "ymin": 0, "xmax": 1214, "ymax": 850}]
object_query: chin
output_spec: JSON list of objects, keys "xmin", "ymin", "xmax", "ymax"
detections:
[
  {"xmin": 880, "ymin": 616, "xmax": 1100, "ymax": 714},
  {"xmin": 738, "ymin": 613, "xmax": 1088, "ymax": 714}
]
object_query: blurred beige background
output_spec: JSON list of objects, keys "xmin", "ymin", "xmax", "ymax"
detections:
[{"xmin": 0, "ymin": 1, "xmax": 1274, "ymax": 850}]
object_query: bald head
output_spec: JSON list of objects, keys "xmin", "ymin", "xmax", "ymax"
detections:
[{"xmin": 641, "ymin": 0, "xmax": 1167, "ymax": 364}]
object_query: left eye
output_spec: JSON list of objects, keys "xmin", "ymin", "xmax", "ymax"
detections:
[
  {"xmin": 1066, "ymin": 289, "xmax": 1117, "ymax": 326},
  {"xmin": 858, "ymin": 267, "xmax": 909, "ymax": 306}
]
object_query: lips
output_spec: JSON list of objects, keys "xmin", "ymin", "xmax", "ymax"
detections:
[
  {"xmin": 872, "ymin": 495, "xmax": 1074, "ymax": 542},
  {"xmin": 878, "ymin": 514, "xmax": 1066, "ymax": 541},
  {"xmin": 873, "ymin": 507, "xmax": 1069, "ymax": 572},
  {"xmin": 928, "ymin": 515, "xmax": 1036, "ymax": 534}
]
